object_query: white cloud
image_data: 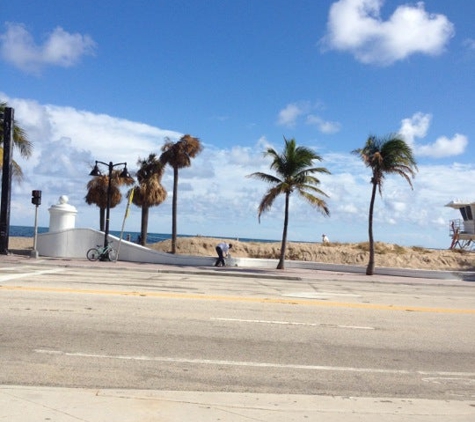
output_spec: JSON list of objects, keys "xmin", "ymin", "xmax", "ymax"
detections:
[
  {"xmin": 34, "ymin": 137, "xmax": 92, "ymax": 179},
  {"xmin": 45, "ymin": 105, "xmax": 182, "ymax": 165},
  {"xmin": 385, "ymin": 200, "xmax": 407, "ymax": 213},
  {"xmin": 321, "ymin": 0, "xmax": 454, "ymax": 65},
  {"xmin": 277, "ymin": 102, "xmax": 308, "ymax": 127},
  {"xmin": 0, "ymin": 23, "xmax": 96, "ymax": 73},
  {"xmin": 416, "ymin": 134, "xmax": 468, "ymax": 158},
  {"xmin": 306, "ymin": 115, "xmax": 341, "ymax": 134},
  {"xmin": 277, "ymin": 102, "xmax": 340, "ymax": 134},
  {"xmin": 463, "ymin": 38, "xmax": 475, "ymax": 50},
  {"xmin": 256, "ymin": 135, "xmax": 272, "ymax": 151},
  {"xmin": 399, "ymin": 112, "xmax": 431, "ymax": 146},
  {"xmin": 398, "ymin": 112, "xmax": 468, "ymax": 158},
  {"xmin": 3, "ymin": 95, "xmax": 473, "ymax": 249}
]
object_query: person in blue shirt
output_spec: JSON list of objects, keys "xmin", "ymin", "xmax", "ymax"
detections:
[{"xmin": 214, "ymin": 242, "xmax": 232, "ymax": 267}]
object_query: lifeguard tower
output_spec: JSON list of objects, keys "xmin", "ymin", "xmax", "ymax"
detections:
[{"xmin": 445, "ymin": 200, "xmax": 475, "ymax": 250}]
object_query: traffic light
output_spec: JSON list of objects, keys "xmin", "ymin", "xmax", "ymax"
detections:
[{"xmin": 31, "ymin": 190, "xmax": 41, "ymax": 206}]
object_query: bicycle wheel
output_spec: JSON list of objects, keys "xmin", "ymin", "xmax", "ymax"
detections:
[
  {"xmin": 108, "ymin": 248, "xmax": 117, "ymax": 261},
  {"xmin": 86, "ymin": 248, "xmax": 101, "ymax": 261}
]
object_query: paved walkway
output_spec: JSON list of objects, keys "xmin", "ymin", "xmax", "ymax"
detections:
[
  {"xmin": 2, "ymin": 385, "xmax": 474, "ymax": 422},
  {"xmin": 2, "ymin": 251, "xmax": 475, "ymax": 287},
  {"xmin": 1, "ymin": 253, "xmax": 474, "ymax": 421}
]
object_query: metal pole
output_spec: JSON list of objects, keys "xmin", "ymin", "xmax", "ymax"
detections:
[
  {"xmin": 0, "ymin": 107, "xmax": 13, "ymax": 255},
  {"xmin": 30, "ymin": 204, "xmax": 39, "ymax": 258},
  {"xmin": 90, "ymin": 160, "xmax": 129, "ymax": 261},
  {"xmin": 101, "ymin": 162, "xmax": 113, "ymax": 260}
]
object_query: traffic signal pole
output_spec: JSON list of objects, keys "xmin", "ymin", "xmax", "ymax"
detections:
[{"xmin": 31, "ymin": 190, "xmax": 41, "ymax": 258}]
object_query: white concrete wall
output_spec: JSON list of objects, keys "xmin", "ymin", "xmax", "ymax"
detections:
[
  {"xmin": 36, "ymin": 228, "xmax": 281, "ymax": 268},
  {"xmin": 36, "ymin": 228, "xmax": 211, "ymax": 265},
  {"xmin": 37, "ymin": 228, "xmax": 96, "ymax": 259}
]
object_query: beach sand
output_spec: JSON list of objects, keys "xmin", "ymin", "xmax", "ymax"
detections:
[
  {"xmin": 8, "ymin": 236, "xmax": 475, "ymax": 271},
  {"xmin": 9, "ymin": 237, "xmax": 34, "ymax": 250},
  {"xmin": 148, "ymin": 237, "xmax": 475, "ymax": 271}
]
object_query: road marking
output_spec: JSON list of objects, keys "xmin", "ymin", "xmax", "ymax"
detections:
[
  {"xmin": 34, "ymin": 349, "xmax": 475, "ymax": 377},
  {"xmin": 212, "ymin": 317, "xmax": 375, "ymax": 330},
  {"xmin": 0, "ymin": 268, "xmax": 65, "ymax": 282},
  {"xmin": 422, "ymin": 377, "xmax": 475, "ymax": 386},
  {"xmin": 2, "ymin": 285, "xmax": 474, "ymax": 314},
  {"xmin": 283, "ymin": 292, "xmax": 361, "ymax": 299}
]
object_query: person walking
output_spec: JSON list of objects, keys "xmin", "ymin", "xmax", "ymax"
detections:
[{"xmin": 215, "ymin": 242, "xmax": 232, "ymax": 267}]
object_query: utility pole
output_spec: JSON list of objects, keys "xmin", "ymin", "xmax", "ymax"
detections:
[{"xmin": 0, "ymin": 107, "xmax": 13, "ymax": 255}]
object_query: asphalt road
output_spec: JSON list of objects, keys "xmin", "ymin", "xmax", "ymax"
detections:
[{"xmin": 1, "ymin": 260, "xmax": 474, "ymax": 401}]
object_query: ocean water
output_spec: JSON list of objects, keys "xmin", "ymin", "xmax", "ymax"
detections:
[{"xmin": 9, "ymin": 225, "xmax": 277, "ymax": 245}]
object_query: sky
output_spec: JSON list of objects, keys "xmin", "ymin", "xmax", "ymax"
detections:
[{"xmin": 1, "ymin": 0, "xmax": 475, "ymax": 249}]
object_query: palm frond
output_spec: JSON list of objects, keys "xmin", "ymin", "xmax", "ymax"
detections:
[
  {"xmin": 247, "ymin": 136, "xmax": 330, "ymax": 222},
  {"xmin": 247, "ymin": 171, "xmax": 282, "ymax": 185},
  {"xmin": 257, "ymin": 186, "xmax": 284, "ymax": 222},
  {"xmin": 132, "ymin": 154, "xmax": 167, "ymax": 208},
  {"xmin": 298, "ymin": 183, "xmax": 330, "ymax": 198},
  {"xmin": 353, "ymin": 134, "xmax": 417, "ymax": 193},
  {"xmin": 296, "ymin": 189, "xmax": 330, "ymax": 216},
  {"xmin": 160, "ymin": 134, "xmax": 203, "ymax": 169}
]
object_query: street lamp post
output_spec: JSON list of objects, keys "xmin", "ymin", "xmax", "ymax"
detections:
[{"xmin": 89, "ymin": 160, "xmax": 131, "ymax": 260}]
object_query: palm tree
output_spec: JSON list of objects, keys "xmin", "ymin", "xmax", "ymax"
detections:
[
  {"xmin": 85, "ymin": 169, "xmax": 134, "ymax": 231},
  {"xmin": 0, "ymin": 102, "xmax": 33, "ymax": 179},
  {"xmin": 247, "ymin": 137, "xmax": 331, "ymax": 270},
  {"xmin": 160, "ymin": 134, "xmax": 203, "ymax": 253},
  {"xmin": 352, "ymin": 134, "xmax": 417, "ymax": 275},
  {"xmin": 131, "ymin": 153, "xmax": 167, "ymax": 246}
]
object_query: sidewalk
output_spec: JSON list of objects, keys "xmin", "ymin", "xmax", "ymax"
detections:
[
  {"xmin": 2, "ymin": 251, "xmax": 474, "ymax": 287},
  {"xmin": 2, "ymin": 385, "xmax": 474, "ymax": 422}
]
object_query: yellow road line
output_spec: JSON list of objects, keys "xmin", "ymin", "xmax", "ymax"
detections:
[{"xmin": 1, "ymin": 285, "xmax": 474, "ymax": 314}]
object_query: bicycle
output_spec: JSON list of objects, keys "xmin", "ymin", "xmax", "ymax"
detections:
[{"xmin": 86, "ymin": 242, "xmax": 117, "ymax": 262}]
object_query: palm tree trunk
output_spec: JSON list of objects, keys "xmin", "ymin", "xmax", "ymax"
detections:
[
  {"xmin": 277, "ymin": 193, "xmax": 290, "ymax": 270},
  {"xmin": 140, "ymin": 206, "xmax": 149, "ymax": 246},
  {"xmin": 366, "ymin": 181, "xmax": 378, "ymax": 275},
  {"xmin": 171, "ymin": 166, "xmax": 178, "ymax": 254}
]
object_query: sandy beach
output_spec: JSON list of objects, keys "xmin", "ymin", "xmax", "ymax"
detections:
[
  {"xmin": 146, "ymin": 236, "xmax": 475, "ymax": 271},
  {"xmin": 8, "ymin": 235, "xmax": 474, "ymax": 271}
]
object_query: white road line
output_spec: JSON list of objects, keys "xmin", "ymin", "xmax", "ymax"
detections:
[
  {"xmin": 282, "ymin": 292, "xmax": 361, "ymax": 299},
  {"xmin": 34, "ymin": 349, "xmax": 475, "ymax": 377},
  {"xmin": 0, "ymin": 268, "xmax": 66, "ymax": 282},
  {"xmin": 212, "ymin": 317, "xmax": 375, "ymax": 330},
  {"xmin": 337, "ymin": 325, "xmax": 375, "ymax": 330}
]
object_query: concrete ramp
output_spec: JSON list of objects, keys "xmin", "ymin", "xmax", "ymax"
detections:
[{"xmin": 36, "ymin": 228, "xmax": 217, "ymax": 266}]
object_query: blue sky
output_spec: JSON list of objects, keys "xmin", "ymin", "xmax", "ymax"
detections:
[{"xmin": 1, "ymin": 0, "xmax": 475, "ymax": 249}]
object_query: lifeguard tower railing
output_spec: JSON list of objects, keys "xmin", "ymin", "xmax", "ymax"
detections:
[{"xmin": 449, "ymin": 218, "xmax": 475, "ymax": 250}]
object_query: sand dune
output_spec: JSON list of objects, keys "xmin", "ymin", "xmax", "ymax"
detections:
[
  {"xmin": 8, "ymin": 236, "xmax": 475, "ymax": 271},
  {"xmin": 147, "ymin": 236, "xmax": 475, "ymax": 271}
]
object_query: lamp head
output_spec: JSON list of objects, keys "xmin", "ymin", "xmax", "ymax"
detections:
[
  {"xmin": 89, "ymin": 162, "xmax": 102, "ymax": 176},
  {"xmin": 119, "ymin": 164, "xmax": 131, "ymax": 179}
]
